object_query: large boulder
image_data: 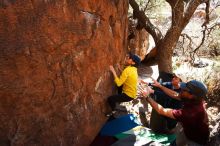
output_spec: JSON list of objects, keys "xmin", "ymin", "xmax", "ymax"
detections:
[
  {"xmin": 128, "ymin": 20, "xmax": 149, "ymax": 59},
  {"xmin": 0, "ymin": 0, "xmax": 129, "ymax": 145}
]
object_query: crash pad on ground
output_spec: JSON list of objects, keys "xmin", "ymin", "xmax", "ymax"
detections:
[
  {"xmin": 112, "ymin": 134, "xmax": 164, "ymax": 146},
  {"xmin": 114, "ymin": 126, "xmax": 176, "ymax": 146},
  {"xmin": 100, "ymin": 114, "xmax": 139, "ymax": 136}
]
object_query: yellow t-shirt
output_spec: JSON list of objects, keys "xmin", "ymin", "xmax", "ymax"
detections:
[{"xmin": 114, "ymin": 66, "xmax": 138, "ymax": 98}]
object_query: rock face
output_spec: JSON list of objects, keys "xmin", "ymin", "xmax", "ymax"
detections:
[
  {"xmin": 0, "ymin": 1, "xmax": 128, "ymax": 146},
  {"xmin": 128, "ymin": 29, "xmax": 149, "ymax": 59}
]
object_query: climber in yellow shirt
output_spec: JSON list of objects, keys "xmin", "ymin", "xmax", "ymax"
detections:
[{"xmin": 107, "ymin": 53, "xmax": 141, "ymax": 116}]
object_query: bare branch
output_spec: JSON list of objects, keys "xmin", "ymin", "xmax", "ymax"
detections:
[
  {"xmin": 143, "ymin": 0, "xmax": 150, "ymax": 12},
  {"xmin": 144, "ymin": 4, "xmax": 161, "ymax": 13},
  {"xmin": 213, "ymin": 1, "xmax": 220, "ymax": 8},
  {"xmin": 206, "ymin": 23, "xmax": 219, "ymax": 38},
  {"xmin": 215, "ymin": 4, "xmax": 220, "ymax": 8},
  {"xmin": 193, "ymin": 25, "xmax": 207, "ymax": 53},
  {"xmin": 129, "ymin": 0, "xmax": 163, "ymax": 43},
  {"xmin": 202, "ymin": 0, "xmax": 210, "ymax": 26},
  {"xmin": 183, "ymin": 0, "xmax": 204, "ymax": 26},
  {"xmin": 207, "ymin": 20, "xmax": 220, "ymax": 34},
  {"xmin": 181, "ymin": 33, "xmax": 193, "ymax": 49},
  {"xmin": 166, "ymin": 0, "xmax": 184, "ymax": 27},
  {"xmin": 179, "ymin": 33, "xmax": 194, "ymax": 57},
  {"xmin": 179, "ymin": 35, "xmax": 186, "ymax": 54}
]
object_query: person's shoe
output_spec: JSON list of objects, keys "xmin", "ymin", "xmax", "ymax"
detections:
[{"xmin": 105, "ymin": 111, "xmax": 116, "ymax": 117}]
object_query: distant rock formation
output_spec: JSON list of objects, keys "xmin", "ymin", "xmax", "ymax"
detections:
[
  {"xmin": 128, "ymin": 19, "xmax": 149, "ymax": 59},
  {"xmin": 0, "ymin": 1, "xmax": 129, "ymax": 145}
]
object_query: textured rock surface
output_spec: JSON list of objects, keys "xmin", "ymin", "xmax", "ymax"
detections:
[
  {"xmin": 128, "ymin": 20, "xmax": 149, "ymax": 59},
  {"xmin": 0, "ymin": 0, "xmax": 128, "ymax": 145}
]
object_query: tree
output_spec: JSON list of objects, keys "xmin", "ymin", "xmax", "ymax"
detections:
[{"xmin": 129, "ymin": 0, "xmax": 211, "ymax": 73}]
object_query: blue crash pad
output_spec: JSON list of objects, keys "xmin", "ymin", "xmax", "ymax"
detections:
[{"xmin": 100, "ymin": 114, "xmax": 139, "ymax": 136}]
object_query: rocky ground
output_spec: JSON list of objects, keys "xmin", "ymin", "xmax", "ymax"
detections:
[{"xmin": 113, "ymin": 57, "xmax": 220, "ymax": 145}]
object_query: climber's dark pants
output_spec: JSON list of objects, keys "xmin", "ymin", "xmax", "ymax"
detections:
[
  {"xmin": 107, "ymin": 93, "xmax": 133, "ymax": 110},
  {"xmin": 117, "ymin": 85, "xmax": 123, "ymax": 94}
]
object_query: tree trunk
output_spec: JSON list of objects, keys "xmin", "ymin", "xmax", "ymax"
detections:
[
  {"xmin": 157, "ymin": 28, "xmax": 182, "ymax": 73},
  {"xmin": 129, "ymin": 0, "xmax": 205, "ymax": 73}
]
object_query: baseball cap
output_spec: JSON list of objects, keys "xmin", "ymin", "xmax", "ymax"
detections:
[
  {"xmin": 180, "ymin": 80, "xmax": 208, "ymax": 98},
  {"xmin": 129, "ymin": 53, "xmax": 141, "ymax": 66}
]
